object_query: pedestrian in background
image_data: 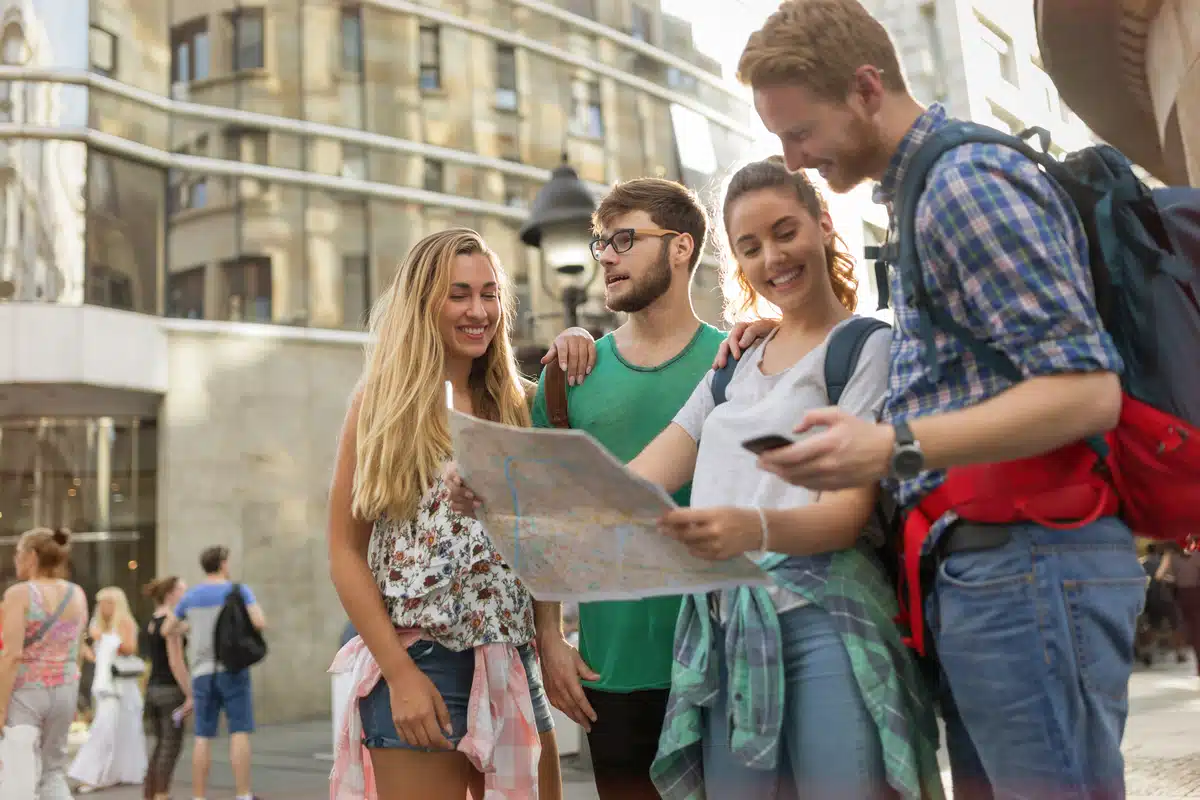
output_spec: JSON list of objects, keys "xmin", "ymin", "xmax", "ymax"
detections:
[{"xmin": 141, "ymin": 575, "xmax": 193, "ymax": 800}]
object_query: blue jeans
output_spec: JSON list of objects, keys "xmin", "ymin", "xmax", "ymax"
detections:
[
  {"xmin": 701, "ymin": 604, "xmax": 888, "ymax": 799},
  {"xmin": 927, "ymin": 517, "xmax": 1145, "ymax": 800},
  {"xmin": 192, "ymin": 670, "xmax": 254, "ymax": 738},
  {"xmin": 360, "ymin": 640, "xmax": 554, "ymax": 751}
]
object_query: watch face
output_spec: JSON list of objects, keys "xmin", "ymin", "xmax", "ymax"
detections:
[{"xmin": 893, "ymin": 447, "xmax": 925, "ymax": 479}]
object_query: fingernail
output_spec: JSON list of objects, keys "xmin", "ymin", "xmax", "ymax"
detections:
[
  {"xmin": 586, "ymin": 366, "xmax": 592, "ymax": 374},
  {"xmin": 560, "ymin": 361, "xmax": 567, "ymax": 371}
]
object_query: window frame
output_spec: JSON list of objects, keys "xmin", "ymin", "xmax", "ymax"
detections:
[
  {"xmin": 230, "ymin": 7, "xmax": 265, "ymax": 72},
  {"xmin": 88, "ymin": 24, "xmax": 118, "ymax": 77},
  {"xmin": 170, "ymin": 18, "xmax": 210, "ymax": 84},
  {"xmin": 340, "ymin": 5, "xmax": 364, "ymax": 75},
  {"xmin": 419, "ymin": 25, "xmax": 441, "ymax": 91}
]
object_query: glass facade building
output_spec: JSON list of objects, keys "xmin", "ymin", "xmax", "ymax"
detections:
[{"xmin": 0, "ymin": 0, "xmax": 759, "ymax": 721}]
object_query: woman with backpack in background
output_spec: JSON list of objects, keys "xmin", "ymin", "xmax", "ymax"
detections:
[
  {"xmin": 141, "ymin": 575, "xmax": 192, "ymax": 800},
  {"xmin": 69, "ymin": 585, "xmax": 148, "ymax": 792},
  {"xmin": 0, "ymin": 527, "xmax": 89, "ymax": 798}
]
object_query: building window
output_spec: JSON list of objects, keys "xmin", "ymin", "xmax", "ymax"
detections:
[
  {"xmin": 666, "ymin": 67, "xmax": 697, "ymax": 94},
  {"xmin": 231, "ymin": 8, "xmax": 265, "ymax": 71},
  {"xmin": 497, "ymin": 131, "xmax": 520, "ymax": 162},
  {"xmin": 495, "ymin": 44, "xmax": 518, "ymax": 111},
  {"xmin": 341, "ymin": 6, "xmax": 363, "ymax": 74},
  {"xmin": 342, "ymin": 255, "xmax": 369, "ymax": 329},
  {"xmin": 166, "ymin": 266, "xmax": 205, "ymax": 319},
  {"xmin": 85, "ymin": 265, "xmax": 134, "ymax": 311},
  {"xmin": 341, "ymin": 143, "xmax": 367, "ymax": 180},
  {"xmin": 89, "ymin": 25, "xmax": 117, "ymax": 77},
  {"xmin": 419, "ymin": 26, "xmax": 441, "ymax": 90},
  {"xmin": 570, "ymin": 80, "xmax": 603, "ymax": 139},
  {"xmin": 221, "ymin": 256, "xmax": 272, "ymax": 322},
  {"xmin": 224, "ymin": 128, "xmax": 268, "ymax": 196},
  {"xmin": 504, "ymin": 180, "xmax": 528, "ymax": 209},
  {"xmin": 169, "ymin": 172, "xmax": 208, "ymax": 213},
  {"xmin": 976, "ymin": 15, "xmax": 1017, "ymax": 87},
  {"xmin": 169, "ymin": 134, "xmax": 209, "ymax": 213},
  {"xmin": 171, "ymin": 18, "xmax": 210, "ymax": 83},
  {"xmin": 565, "ymin": 0, "xmax": 595, "ymax": 18},
  {"xmin": 630, "ymin": 5, "xmax": 652, "ymax": 43},
  {"xmin": 423, "ymin": 159, "xmax": 444, "ymax": 192}
]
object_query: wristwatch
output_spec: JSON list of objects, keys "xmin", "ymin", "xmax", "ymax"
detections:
[{"xmin": 889, "ymin": 421, "xmax": 925, "ymax": 480}]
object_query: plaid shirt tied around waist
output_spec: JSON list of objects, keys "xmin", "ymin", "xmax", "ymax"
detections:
[{"xmin": 650, "ymin": 546, "xmax": 943, "ymax": 800}]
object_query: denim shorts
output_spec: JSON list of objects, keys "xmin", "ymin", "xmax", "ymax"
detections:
[
  {"xmin": 192, "ymin": 670, "xmax": 254, "ymax": 738},
  {"xmin": 359, "ymin": 640, "xmax": 554, "ymax": 751}
]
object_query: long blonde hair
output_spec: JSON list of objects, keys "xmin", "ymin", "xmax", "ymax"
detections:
[
  {"xmin": 352, "ymin": 228, "xmax": 530, "ymax": 522},
  {"xmin": 93, "ymin": 586, "xmax": 136, "ymax": 635}
]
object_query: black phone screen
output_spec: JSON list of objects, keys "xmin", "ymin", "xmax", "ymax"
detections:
[{"xmin": 741, "ymin": 434, "xmax": 794, "ymax": 455}]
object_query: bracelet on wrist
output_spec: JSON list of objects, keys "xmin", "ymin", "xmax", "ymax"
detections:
[{"xmin": 755, "ymin": 507, "xmax": 770, "ymax": 552}]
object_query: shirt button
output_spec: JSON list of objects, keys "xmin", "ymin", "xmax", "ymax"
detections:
[{"xmin": 734, "ymin": 692, "xmax": 744, "ymax": 702}]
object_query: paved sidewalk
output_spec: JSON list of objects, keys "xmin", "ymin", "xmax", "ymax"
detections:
[{"xmin": 90, "ymin": 658, "xmax": 1199, "ymax": 799}]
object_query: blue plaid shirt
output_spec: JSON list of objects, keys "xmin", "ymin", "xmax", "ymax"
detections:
[{"xmin": 877, "ymin": 104, "xmax": 1123, "ymax": 550}]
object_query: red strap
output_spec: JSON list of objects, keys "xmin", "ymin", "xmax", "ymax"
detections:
[{"xmin": 896, "ymin": 457, "xmax": 1120, "ymax": 657}]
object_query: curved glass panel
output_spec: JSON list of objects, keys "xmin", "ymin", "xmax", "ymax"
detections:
[
  {"xmin": 86, "ymin": 148, "xmax": 165, "ymax": 314},
  {"xmin": 0, "ymin": 138, "xmax": 87, "ymax": 303}
]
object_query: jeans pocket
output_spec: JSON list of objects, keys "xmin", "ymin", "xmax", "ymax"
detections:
[
  {"xmin": 1065, "ymin": 576, "xmax": 1145, "ymax": 701},
  {"xmin": 937, "ymin": 545, "xmax": 1033, "ymax": 591}
]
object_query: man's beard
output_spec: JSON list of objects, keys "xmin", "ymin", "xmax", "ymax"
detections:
[
  {"xmin": 606, "ymin": 243, "xmax": 672, "ymax": 314},
  {"xmin": 824, "ymin": 114, "xmax": 886, "ymax": 194}
]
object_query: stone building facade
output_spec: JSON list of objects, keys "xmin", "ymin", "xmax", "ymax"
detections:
[{"xmin": 0, "ymin": 0, "xmax": 757, "ymax": 723}]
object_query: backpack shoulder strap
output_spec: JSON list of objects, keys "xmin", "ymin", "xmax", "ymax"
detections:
[
  {"xmin": 711, "ymin": 356, "xmax": 738, "ymax": 406},
  {"xmin": 824, "ymin": 317, "xmax": 891, "ymax": 405},
  {"xmin": 542, "ymin": 366, "xmax": 570, "ymax": 429},
  {"xmin": 892, "ymin": 120, "xmax": 1042, "ymax": 385},
  {"xmin": 24, "ymin": 583, "xmax": 76, "ymax": 648}
]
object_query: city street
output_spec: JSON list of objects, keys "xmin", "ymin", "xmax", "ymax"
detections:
[{"xmin": 95, "ymin": 658, "xmax": 1199, "ymax": 799}]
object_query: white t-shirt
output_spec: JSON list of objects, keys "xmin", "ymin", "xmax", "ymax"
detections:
[{"xmin": 672, "ymin": 317, "xmax": 892, "ymax": 613}]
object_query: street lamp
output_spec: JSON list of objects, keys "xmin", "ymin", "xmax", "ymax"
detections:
[{"xmin": 519, "ymin": 155, "xmax": 598, "ymax": 330}]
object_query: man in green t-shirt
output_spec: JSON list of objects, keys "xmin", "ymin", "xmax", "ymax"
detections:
[{"xmin": 531, "ymin": 178, "xmax": 726, "ymax": 800}]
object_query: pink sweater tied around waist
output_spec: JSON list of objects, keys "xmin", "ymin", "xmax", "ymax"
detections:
[{"xmin": 328, "ymin": 632, "xmax": 542, "ymax": 799}]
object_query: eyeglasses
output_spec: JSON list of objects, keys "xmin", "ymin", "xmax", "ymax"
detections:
[{"xmin": 589, "ymin": 227, "xmax": 681, "ymax": 261}]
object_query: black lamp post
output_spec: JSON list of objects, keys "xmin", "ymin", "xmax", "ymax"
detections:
[{"xmin": 519, "ymin": 156, "xmax": 598, "ymax": 330}]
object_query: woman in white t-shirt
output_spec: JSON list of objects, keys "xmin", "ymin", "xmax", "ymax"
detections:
[{"xmin": 625, "ymin": 158, "xmax": 941, "ymax": 799}]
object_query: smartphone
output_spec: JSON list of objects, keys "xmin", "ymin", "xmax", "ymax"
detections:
[{"xmin": 741, "ymin": 434, "xmax": 794, "ymax": 455}]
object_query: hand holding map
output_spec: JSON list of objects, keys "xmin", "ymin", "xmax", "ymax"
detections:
[{"xmin": 447, "ymin": 405, "xmax": 767, "ymax": 602}]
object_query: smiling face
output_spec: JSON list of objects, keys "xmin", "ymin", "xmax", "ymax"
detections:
[
  {"xmin": 437, "ymin": 251, "xmax": 502, "ymax": 363},
  {"xmin": 727, "ymin": 185, "xmax": 834, "ymax": 316},
  {"xmin": 753, "ymin": 83, "xmax": 888, "ymax": 194},
  {"xmin": 594, "ymin": 210, "xmax": 676, "ymax": 314}
]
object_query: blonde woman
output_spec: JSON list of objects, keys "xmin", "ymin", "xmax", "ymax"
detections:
[
  {"xmin": 0, "ymin": 527, "xmax": 88, "ymax": 799},
  {"xmin": 68, "ymin": 586, "xmax": 148, "ymax": 791},
  {"xmin": 328, "ymin": 228, "xmax": 595, "ymax": 800}
]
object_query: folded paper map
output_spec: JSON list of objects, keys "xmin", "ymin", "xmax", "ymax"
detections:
[{"xmin": 449, "ymin": 409, "xmax": 768, "ymax": 602}]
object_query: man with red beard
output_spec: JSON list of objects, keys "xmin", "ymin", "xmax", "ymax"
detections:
[{"xmin": 735, "ymin": 2, "xmax": 1143, "ymax": 799}]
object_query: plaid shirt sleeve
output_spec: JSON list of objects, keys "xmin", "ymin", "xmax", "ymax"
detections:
[{"xmin": 915, "ymin": 148, "xmax": 1123, "ymax": 378}]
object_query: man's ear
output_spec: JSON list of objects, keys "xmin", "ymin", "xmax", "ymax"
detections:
[{"xmin": 672, "ymin": 233, "xmax": 695, "ymax": 270}]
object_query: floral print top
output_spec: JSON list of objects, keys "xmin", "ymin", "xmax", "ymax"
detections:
[
  {"xmin": 367, "ymin": 471, "xmax": 536, "ymax": 652},
  {"xmin": 15, "ymin": 581, "xmax": 83, "ymax": 690}
]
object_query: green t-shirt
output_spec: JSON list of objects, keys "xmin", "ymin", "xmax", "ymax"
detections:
[{"xmin": 532, "ymin": 323, "xmax": 726, "ymax": 692}]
